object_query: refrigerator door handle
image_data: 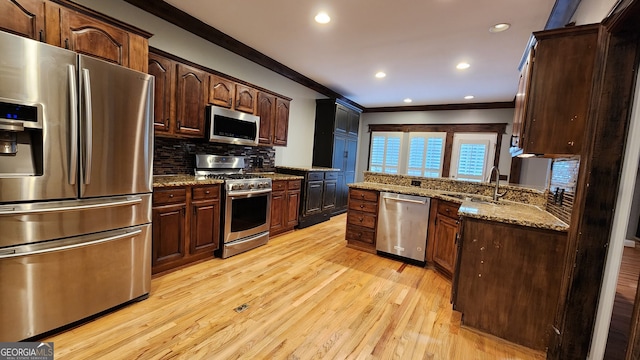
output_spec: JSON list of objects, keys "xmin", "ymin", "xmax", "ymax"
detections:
[
  {"xmin": 82, "ymin": 68, "xmax": 93, "ymax": 185},
  {"xmin": 68, "ymin": 64, "xmax": 78, "ymax": 185},
  {"xmin": 0, "ymin": 196, "xmax": 142, "ymax": 216},
  {"xmin": 0, "ymin": 229, "xmax": 142, "ymax": 259}
]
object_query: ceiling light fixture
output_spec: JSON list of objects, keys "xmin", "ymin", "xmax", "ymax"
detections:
[
  {"xmin": 315, "ymin": 12, "xmax": 331, "ymax": 24},
  {"xmin": 403, "ymin": 98, "xmax": 412, "ymax": 103},
  {"xmin": 375, "ymin": 71, "xmax": 386, "ymax": 78},
  {"xmin": 456, "ymin": 62, "xmax": 470, "ymax": 70},
  {"xmin": 489, "ymin": 23, "xmax": 511, "ymax": 33},
  {"xmin": 464, "ymin": 95, "xmax": 475, "ymax": 100}
]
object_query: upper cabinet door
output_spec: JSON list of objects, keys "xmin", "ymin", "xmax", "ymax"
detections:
[
  {"xmin": 148, "ymin": 53, "xmax": 174, "ymax": 133},
  {"xmin": 209, "ymin": 75, "xmax": 234, "ymax": 108},
  {"xmin": 0, "ymin": 0, "xmax": 45, "ymax": 41},
  {"xmin": 175, "ymin": 63, "xmax": 207, "ymax": 137},
  {"xmin": 274, "ymin": 98, "xmax": 290, "ymax": 146},
  {"xmin": 335, "ymin": 105, "xmax": 348, "ymax": 134},
  {"xmin": 235, "ymin": 84, "xmax": 256, "ymax": 114},
  {"xmin": 60, "ymin": 8, "xmax": 129, "ymax": 67},
  {"xmin": 257, "ymin": 92, "xmax": 276, "ymax": 145},
  {"xmin": 347, "ymin": 110, "xmax": 360, "ymax": 137}
]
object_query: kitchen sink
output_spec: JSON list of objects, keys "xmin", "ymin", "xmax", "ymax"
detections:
[{"xmin": 444, "ymin": 193, "xmax": 504, "ymax": 205}]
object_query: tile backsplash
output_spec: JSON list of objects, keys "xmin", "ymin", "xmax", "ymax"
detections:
[
  {"xmin": 153, "ymin": 137, "xmax": 275, "ymax": 175},
  {"xmin": 546, "ymin": 157, "xmax": 580, "ymax": 225}
]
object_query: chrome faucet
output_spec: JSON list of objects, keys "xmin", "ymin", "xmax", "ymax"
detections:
[{"xmin": 489, "ymin": 166, "xmax": 507, "ymax": 201}]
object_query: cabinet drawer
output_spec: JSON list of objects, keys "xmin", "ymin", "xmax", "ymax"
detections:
[
  {"xmin": 192, "ymin": 185, "xmax": 219, "ymax": 200},
  {"xmin": 272, "ymin": 180, "xmax": 287, "ymax": 192},
  {"xmin": 287, "ymin": 180, "xmax": 301, "ymax": 190},
  {"xmin": 308, "ymin": 172, "xmax": 323, "ymax": 181},
  {"xmin": 347, "ymin": 211, "xmax": 376, "ymax": 229},
  {"xmin": 153, "ymin": 188, "xmax": 187, "ymax": 205},
  {"xmin": 350, "ymin": 189, "xmax": 378, "ymax": 202},
  {"xmin": 346, "ymin": 225, "xmax": 375, "ymax": 244},
  {"xmin": 325, "ymin": 172, "xmax": 338, "ymax": 180},
  {"xmin": 349, "ymin": 199, "xmax": 378, "ymax": 213},
  {"xmin": 438, "ymin": 201, "xmax": 460, "ymax": 218}
]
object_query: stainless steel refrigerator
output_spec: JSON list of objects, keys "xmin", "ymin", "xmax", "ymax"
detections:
[{"xmin": 0, "ymin": 32, "xmax": 154, "ymax": 341}]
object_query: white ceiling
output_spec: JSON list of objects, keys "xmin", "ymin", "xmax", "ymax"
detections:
[{"xmin": 164, "ymin": 0, "xmax": 556, "ymax": 108}]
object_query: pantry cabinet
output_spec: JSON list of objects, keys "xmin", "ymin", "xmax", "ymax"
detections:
[{"xmin": 511, "ymin": 24, "xmax": 600, "ymax": 156}]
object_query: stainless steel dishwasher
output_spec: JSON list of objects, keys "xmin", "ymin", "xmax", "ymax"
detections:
[{"xmin": 376, "ymin": 192, "xmax": 431, "ymax": 262}]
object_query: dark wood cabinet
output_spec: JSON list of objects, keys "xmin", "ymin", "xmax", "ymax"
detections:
[
  {"xmin": 345, "ymin": 188, "xmax": 379, "ymax": 253},
  {"xmin": 312, "ymin": 99, "xmax": 362, "ymax": 215},
  {"xmin": 149, "ymin": 50, "xmax": 208, "ymax": 139},
  {"xmin": 270, "ymin": 179, "xmax": 301, "ymax": 236},
  {"xmin": 0, "ymin": 0, "xmax": 45, "ymax": 41},
  {"xmin": 257, "ymin": 94, "xmax": 290, "ymax": 146},
  {"xmin": 208, "ymin": 74, "xmax": 234, "ymax": 108},
  {"xmin": 452, "ymin": 217, "xmax": 567, "ymax": 350},
  {"xmin": 148, "ymin": 52, "xmax": 173, "ymax": 133},
  {"xmin": 511, "ymin": 24, "xmax": 600, "ymax": 156},
  {"xmin": 276, "ymin": 169, "xmax": 337, "ymax": 228},
  {"xmin": 234, "ymin": 83, "xmax": 256, "ymax": 114},
  {"xmin": 427, "ymin": 199, "xmax": 460, "ymax": 279},
  {"xmin": 306, "ymin": 180, "xmax": 323, "ymax": 214},
  {"xmin": 152, "ymin": 184, "xmax": 221, "ymax": 275},
  {"xmin": 175, "ymin": 63, "xmax": 207, "ymax": 137},
  {"xmin": 323, "ymin": 178, "xmax": 337, "ymax": 211}
]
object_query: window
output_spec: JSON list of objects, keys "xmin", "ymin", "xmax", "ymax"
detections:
[
  {"xmin": 450, "ymin": 133, "xmax": 497, "ymax": 182},
  {"xmin": 369, "ymin": 132, "xmax": 403, "ymax": 174},
  {"xmin": 407, "ymin": 133, "xmax": 445, "ymax": 177}
]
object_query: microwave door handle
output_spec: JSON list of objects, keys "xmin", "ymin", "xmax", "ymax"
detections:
[
  {"xmin": 68, "ymin": 64, "xmax": 78, "ymax": 185},
  {"xmin": 82, "ymin": 68, "xmax": 93, "ymax": 185}
]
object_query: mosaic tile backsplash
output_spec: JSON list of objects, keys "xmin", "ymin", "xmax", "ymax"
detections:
[{"xmin": 153, "ymin": 137, "xmax": 276, "ymax": 175}]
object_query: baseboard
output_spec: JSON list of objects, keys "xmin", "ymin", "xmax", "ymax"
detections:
[{"xmin": 624, "ymin": 239, "xmax": 636, "ymax": 248}]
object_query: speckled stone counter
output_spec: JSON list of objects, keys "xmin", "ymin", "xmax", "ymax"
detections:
[
  {"xmin": 250, "ymin": 172, "xmax": 304, "ymax": 181},
  {"xmin": 349, "ymin": 182, "xmax": 568, "ymax": 232},
  {"xmin": 153, "ymin": 175, "xmax": 224, "ymax": 188},
  {"xmin": 275, "ymin": 166, "xmax": 340, "ymax": 172}
]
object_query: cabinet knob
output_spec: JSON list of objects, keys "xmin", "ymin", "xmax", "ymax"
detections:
[
  {"xmin": 361, "ymin": 194, "xmax": 365, "ymax": 198},
  {"xmin": 169, "ymin": 194, "xmax": 174, "ymax": 198},
  {"xmin": 360, "ymin": 204, "xmax": 364, "ymax": 208},
  {"xmin": 445, "ymin": 208, "xmax": 450, "ymax": 213},
  {"xmin": 205, "ymin": 190, "xmax": 210, "ymax": 194},
  {"xmin": 568, "ymin": 141, "xmax": 575, "ymax": 146},
  {"xmin": 357, "ymin": 232, "xmax": 362, "ymax": 238},
  {"xmin": 358, "ymin": 217, "xmax": 363, "ymax": 222}
]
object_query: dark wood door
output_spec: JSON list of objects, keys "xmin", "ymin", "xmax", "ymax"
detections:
[
  {"xmin": 190, "ymin": 200, "xmax": 219, "ymax": 254},
  {"xmin": 323, "ymin": 180, "xmax": 337, "ymax": 211},
  {"xmin": 152, "ymin": 203, "xmax": 186, "ymax": 267},
  {"xmin": 235, "ymin": 84, "xmax": 256, "ymax": 113},
  {"xmin": 274, "ymin": 98, "xmax": 289, "ymax": 146},
  {"xmin": 175, "ymin": 63, "xmax": 207, "ymax": 137},
  {"xmin": 60, "ymin": 8, "xmax": 129, "ymax": 66},
  {"xmin": 511, "ymin": 49, "xmax": 533, "ymax": 151},
  {"xmin": 286, "ymin": 188, "xmax": 300, "ymax": 227},
  {"xmin": 0, "ymin": 0, "xmax": 45, "ymax": 41},
  {"xmin": 148, "ymin": 53, "xmax": 174, "ymax": 133},
  {"xmin": 257, "ymin": 92, "xmax": 276, "ymax": 145},
  {"xmin": 306, "ymin": 180, "xmax": 323, "ymax": 214},
  {"xmin": 332, "ymin": 136, "xmax": 347, "ymax": 210},
  {"xmin": 209, "ymin": 75, "xmax": 234, "ymax": 108},
  {"xmin": 270, "ymin": 189, "xmax": 286, "ymax": 233},
  {"xmin": 345, "ymin": 137, "xmax": 357, "ymax": 184},
  {"xmin": 433, "ymin": 214, "xmax": 458, "ymax": 277}
]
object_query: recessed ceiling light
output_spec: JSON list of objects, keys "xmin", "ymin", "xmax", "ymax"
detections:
[
  {"xmin": 456, "ymin": 62, "xmax": 470, "ymax": 70},
  {"xmin": 489, "ymin": 23, "xmax": 511, "ymax": 33},
  {"xmin": 315, "ymin": 12, "xmax": 331, "ymax": 24},
  {"xmin": 464, "ymin": 95, "xmax": 475, "ymax": 100},
  {"xmin": 375, "ymin": 71, "xmax": 386, "ymax": 78},
  {"xmin": 403, "ymin": 98, "xmax": 412, "ymax": 103}
]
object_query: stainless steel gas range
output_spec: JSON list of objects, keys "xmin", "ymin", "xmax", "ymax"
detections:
[{"xmin": 195, "ymin": 155, "xmax": 271, "ymax": 258}]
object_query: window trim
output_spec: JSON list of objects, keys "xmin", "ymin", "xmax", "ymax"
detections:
[{"xmin": 368, "ymin": 123, "xmax": 507, "ymax": 177}]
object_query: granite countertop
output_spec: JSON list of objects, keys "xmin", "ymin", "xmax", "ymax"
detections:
[
  {"xmin": 275, "ymin": 166, "xmax": 340, "ymax": 172},
  {"xmin": 153, "ymin": 175, "xmax": 224, "ymax": 188},
  {"xmin": 349, "ymin": 182, "xmax": 568, "ymax": 232},
  {"xmin": 253, "ymin": 173, "xmax": 304, "ymax": 181}
]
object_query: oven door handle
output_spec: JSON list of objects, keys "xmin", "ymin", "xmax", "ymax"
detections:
[{"xmin": 228, "ymin": 189, "xmax": 272, "ymax": 197}]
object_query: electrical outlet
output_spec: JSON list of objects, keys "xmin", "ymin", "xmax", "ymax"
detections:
[{"xmin": 411, "ymin": 180, "xmax": 421, "ymax": 187}]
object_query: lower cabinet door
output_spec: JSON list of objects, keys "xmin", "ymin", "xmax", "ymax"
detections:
[
  {"xmin": 270, "ymin": 190, "xmax": 286, "ymax": 233},
  {"xmin": 286, "ymin": 189, "xmax": 301, "ymax": 227},
  {"xmin": 433, "ymin": 215, "xmax": 459, "ymax": 276},
  {"xmin": 306, "ymin": 180, "xmax": 323, "ymax": 214},
  {"xmin": 152, "ymin": 203, "xmax": 186, "ymax": 266},
  {"xmin": 190, "ymin": 200, "xmax": 220, "ymax": 254}
]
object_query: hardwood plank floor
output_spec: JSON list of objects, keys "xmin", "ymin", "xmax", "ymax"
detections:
[
  {"xmin": 605, "ymin": 245, "xmax": 640, "ymax": 360},
  {"xmin": 45, "ymin": 214, "xmax": 545, "ymax": 359}
]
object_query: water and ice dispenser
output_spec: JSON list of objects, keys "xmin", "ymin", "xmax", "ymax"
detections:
[{"xmin": 0, "ymin": 100, "xmax": 44, "ymax": 176}]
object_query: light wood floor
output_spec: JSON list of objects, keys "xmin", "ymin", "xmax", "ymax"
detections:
[
  {"xmin": 605, "ymin": 245, "xmax": 640, "ymax": 360},
  {"xmin": 45, "ymin": 214, "xmax": 545, "ymax": 359}
]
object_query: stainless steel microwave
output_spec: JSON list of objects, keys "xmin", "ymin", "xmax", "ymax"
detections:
[{"xmin": 207, "ymin": 105, "xmax": 260, "ymax": 146}]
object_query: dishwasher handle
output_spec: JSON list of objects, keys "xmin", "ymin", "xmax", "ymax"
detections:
[{"xmin": 382, "ymin": 196, "xmax": 427, "ymax": 205}]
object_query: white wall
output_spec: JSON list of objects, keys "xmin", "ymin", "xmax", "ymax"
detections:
[
  {"xmin": 356, "ymin": 108, "xmax": 517, "ymax": 183},
  {"xmin": 572, "ymin": 0, "xmax": 619, "ymax": 25},
  {"xmin": 73, "ymin": 0, "xmax": 323, "ymax": 167}
]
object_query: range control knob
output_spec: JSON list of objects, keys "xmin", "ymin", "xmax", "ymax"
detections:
[
  {"xmin": 257, "ymin": 183, "xmax": 264, "ymax": 189},
  {"xmin": 248, "ymin": 183, "xmax": 255, "ymax": 189},
  {"xmin": 232, "ymin": 184, "xmax": 242, "ymax": 191}
]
